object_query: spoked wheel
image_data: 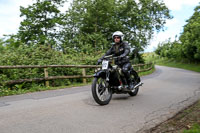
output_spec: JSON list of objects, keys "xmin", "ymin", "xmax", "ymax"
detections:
[
  {"xmin": 128, "ymin": 69, "xmax": 140, "ymax": 96},
  {"xmin": 91, "ymin": 77, "xmax": 112, "ymax": 105}
]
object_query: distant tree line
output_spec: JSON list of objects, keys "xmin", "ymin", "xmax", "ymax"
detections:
[{"xmin": 155, "ymin": 3, "xmax": 200, "ymax": 63}]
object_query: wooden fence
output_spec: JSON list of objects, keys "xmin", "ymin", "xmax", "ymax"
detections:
[{"xmin": 0, "ymin": 63, "xmax": 153, "ymax": 86}]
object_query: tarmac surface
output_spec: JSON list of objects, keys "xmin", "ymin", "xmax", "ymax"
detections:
[{"xmin": 0, "ymin": 65, "xmax": 200, "ymax": 133}]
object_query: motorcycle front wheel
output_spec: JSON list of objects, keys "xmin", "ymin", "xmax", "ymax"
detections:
[{"xmin": 91, "ymin": 77, "xmax": 112, "ymax": 105}]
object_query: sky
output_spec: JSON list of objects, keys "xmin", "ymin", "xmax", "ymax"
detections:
[
  {"xmin": 0, "ymin": 0, "xmax": 199, "ymax": 52},
  {"xmin": 146, "ymin": 0, "xmax": 199, "ymax": 52}
]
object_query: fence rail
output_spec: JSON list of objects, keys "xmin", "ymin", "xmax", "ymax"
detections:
[{"xmin": 0, "ymin": 63, "xmax": 153, "ymax": 86}]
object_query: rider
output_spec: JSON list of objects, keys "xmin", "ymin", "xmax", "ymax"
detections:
[{"xmin": 98, "ymin": 31, "xmax": 134, "ymax": 90}]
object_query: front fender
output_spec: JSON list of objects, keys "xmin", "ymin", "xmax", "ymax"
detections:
[{"xmin": 93, "ymin": 70, "xmax": 106, "ymax": 78}]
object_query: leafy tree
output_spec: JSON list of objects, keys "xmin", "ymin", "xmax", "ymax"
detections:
[
  {"xmin": 3, "ymin": 35, "xmax": 24, "ymax": 49},
  {"xmin": 0, "ymin": 38, "xmax": 4, "ymax": 52},
  {"xmin": 18, "ymin": 0, "xmax": 66, "ymax": 47},
  {"xmin": 155, "ymin": 3, "xmax": 200, "ymax": 63},
  {"xmin": 61, "ymin": 0, "xmax": 118, "ymax": 53},
  {"xmin": 16, "ymin": 0, "xmax": 171, "ymax": 56},
  {"xmin": 180, "ymin": 4, "xmax": 200, "ymax": 62},
  {"xmin": 119, "ymin": 0, "xmax": 171, "ymax": 50},
  {"xmin": 62, "ymin": 0, "xmax": 171, "ymax": 54}
]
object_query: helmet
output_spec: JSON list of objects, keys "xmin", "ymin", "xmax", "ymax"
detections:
[{"xmin": 112, "ymin": 31, "xmax": 124, "ymax": 41}]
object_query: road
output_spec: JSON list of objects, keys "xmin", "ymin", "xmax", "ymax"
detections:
[{"xmin": 0, "ymin": 65, "xmax": 200, "ymax": 133}]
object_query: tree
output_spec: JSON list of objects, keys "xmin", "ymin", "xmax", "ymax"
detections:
[
  {"xmin": 16, "ymin": 0, "xmax": 171, "ymax": 57},
  {"xmin": 62, "ymin": 0, "xmax": 118, "ymax": 53},
  {"xmin": 18, "ymin": 0, "xmax": 66, "ymax": 47},
  {"xmin": 0, "ymin": 38, "xmax": 4, "ymax": 52},
  {"xmin": 62, "ymin": 0, "xmax": 171, "ymax": 55},
  {"xmin": 118, "ymin": 0, "xmax": 171, "ymax": 50},
  {"xmin": 155, "ymin": 3, "xmax": 200, "ymax": 63},
  {"xmin": 180, "ymin": 3, "xmax": 200, "ymax": 62}
]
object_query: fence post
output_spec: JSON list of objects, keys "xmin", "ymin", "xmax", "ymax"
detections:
[
  {"xmin": 44, "ymin": 68, "xmax": 49, "ymax": 87},
  {"xmin": 138, "ymin": 65, "xmax": 141, "ymax": 72},
  {"xmin": 82, "ymin": 68, "xmax": 86, "ymax": 84}
]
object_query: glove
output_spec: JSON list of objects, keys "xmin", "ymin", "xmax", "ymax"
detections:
[
  {"xmin": 118, "ymin": 55, "xmax": 124, "ymax": 60},
  {"xmin": 97, "ymin": 59, "xmax": 102, "ymax": 65}
]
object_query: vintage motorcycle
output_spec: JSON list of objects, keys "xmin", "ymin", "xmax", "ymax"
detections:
[{"xmin": 91, "ymin": 55, "xmax": 143, "ymax": 105}]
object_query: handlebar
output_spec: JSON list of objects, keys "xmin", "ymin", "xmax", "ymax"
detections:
[{"xmin": 103, "ymin": 55, "xmax": 118, "ymax": 59}]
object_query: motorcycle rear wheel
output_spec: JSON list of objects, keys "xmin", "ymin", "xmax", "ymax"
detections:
[
  {"xmin": 128, "ymin": 87, "xmax": 139, "ymax": 96},
  {"xmin": 128, "ymin": 71, "xmax": 140, "ymax": 96},
  {"xmin": 91, "ymin": 77, "xmax": 112, "ymax": 105}
]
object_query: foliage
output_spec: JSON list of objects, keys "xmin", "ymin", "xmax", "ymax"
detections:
[
  {"xmin": 63, "ymin": 0, "xmax": 171, "ymax": 52},
  {"xmin": 0, "ymin": 0, "xmax": 172, "ymax": 95},
  {"xmin": 144, "ymin": 53, "xmax": 200, "ymax": 73},
  {"xmin": 180, "ymin": 4, "xmax": 200, "ymax": 62},
  {"xmin": 0, "ymin": 38, "xmax": 4, "ymax": 52},
  {"xmin": 155, "ymin": 39, "xmax": 184, "ymax": 59},
  {"xmin": 155, "ymin": 3, "xmax": 200, "ymax": 63},
  {"xmin": 0, "ymin": 44, "xmax": 102, "ymax": 89},
  {"xmin": 0, "ymin": 82, "xmax": 91, "ymax": 97},
  {"xmin": 130, "ymin": 48, "xmax": 145, "ymax": 64},
  {"xmin": 138, "ymin": 65, "xmax": 155, "ymax": 77},
  {"xmin": 14, "ymin": 0, "xmax": 172, "ymax": 61},
  {"xmin": 18, "ymin": 0, "xmax": 66, "ymax": 47}
]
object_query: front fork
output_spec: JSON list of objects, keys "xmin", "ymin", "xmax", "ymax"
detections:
[{"xmin": 106, "ymin": 70, "xmax": 110, "ymax": 81}]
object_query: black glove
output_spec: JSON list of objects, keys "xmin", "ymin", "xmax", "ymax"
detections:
[
  {"xmin": 118, "ymin": 55, "xmax": 123, "ymax": 60},
  {"xmin": 97, "ymin": 59, "xmax": 102, "ymax": 65}
]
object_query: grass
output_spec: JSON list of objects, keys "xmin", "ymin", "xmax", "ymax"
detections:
[
  {"xmin": 143, "ymin": 52, "xmax": 200, "ymax": 73},
  {"xmin": 0, "ymin": 82, "xmax": 91, "ymax": 97},
  {"xmin": 156, "ymin": 59, "xmax": 200, "ymax": 73},
  {"xmin": 139, "ymin": 66, "xmax": 155, "ymax": 76},
  {"xmin": 183, "ymin": 124, "xmax": 200, "ymax": 133}
]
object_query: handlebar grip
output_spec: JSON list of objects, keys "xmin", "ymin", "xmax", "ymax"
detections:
[{"xmin": 104, "ymin": 55, "xmax": 113, "ymax": 59}]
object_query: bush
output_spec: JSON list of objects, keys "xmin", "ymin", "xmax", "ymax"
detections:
[{"xmin": 0, "ymin": 44, "xmax": 102, "ymax": 89}]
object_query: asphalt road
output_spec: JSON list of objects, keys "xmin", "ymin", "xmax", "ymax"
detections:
[{"xmin": 0, "ymin": 65, "xmax": 200, "ymax": 133}]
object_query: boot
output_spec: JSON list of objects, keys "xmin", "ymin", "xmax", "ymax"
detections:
[
  {"xmin": 121, "ymin": 77, "xmax": 130, "ymax": 92},
  {"xmin": 128, "ymin": 79, "xmax": 134, "ymax": 90}
]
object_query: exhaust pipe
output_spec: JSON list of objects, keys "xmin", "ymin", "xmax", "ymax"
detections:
[
  {"xmin": 118, "ymin": 86, "xmax": 123, "ymax": 90},
  {"xmin": 133, "ymin": 82, "xmax": 143, "ymax": 89}
]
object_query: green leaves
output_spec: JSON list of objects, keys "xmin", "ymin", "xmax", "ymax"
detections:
[
  {"xmin": 180, "ymin": 4, "xmax": 200, "ymax": 61},
  {"xmin": 155, "ymin": 3, "xmax": 200, "ymax": 63},
  {"xmin": 18, "ymin": 0, "xmax": 65, "ymax": 47},
  {"xmin": 62, "ymin": 0, "xmax": 171, "ymax": 53},
  {"xmin": 0, "ymin": 44, "xmax": 102, "ymax": 89},
  {"xmin": 13, "ymin": 0, "xmax": 172, "ymax": 55},
  {"xmin": 1, "ymin": 0, "xmax": 172, "ymax": 65}
]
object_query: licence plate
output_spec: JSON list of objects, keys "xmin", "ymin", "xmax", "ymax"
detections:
[{"xmin": 102, "ymin": 60, "xmax": 109, "ymax": 70}]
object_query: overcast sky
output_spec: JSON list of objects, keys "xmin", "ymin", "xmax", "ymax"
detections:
[{"xmin": 0, "ymin": 0, "xmax": 199, "ymax": 52}]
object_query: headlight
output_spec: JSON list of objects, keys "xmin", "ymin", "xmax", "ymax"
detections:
[{"xmin": 95, "ymin": 68, "xmax": 101, "ymax": 72}]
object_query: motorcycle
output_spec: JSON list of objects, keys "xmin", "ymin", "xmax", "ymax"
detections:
[{"xmin": 91, "ymin": 55, "xmax": 143, "ymax": 105}]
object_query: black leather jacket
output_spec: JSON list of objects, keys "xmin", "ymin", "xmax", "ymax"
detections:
[{"xmin": 101, "ymin": 41, "xmax": 130, "ymax": 65}]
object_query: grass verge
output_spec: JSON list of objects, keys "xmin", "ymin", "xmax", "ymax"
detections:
[
  {"xmin": 149, "ymin": 100, "xmax": 200, "ymax": 133},
  {"xmin": 139, "ymin": 66, "xmax": 155, "ymax": 77},
  {"xmin": 156, "ymin": 58, "xmax": 200, "ymax": 73},
  {"xmin": 0, "ymin": 82, "xmax": 91, "ymax": 97}
]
